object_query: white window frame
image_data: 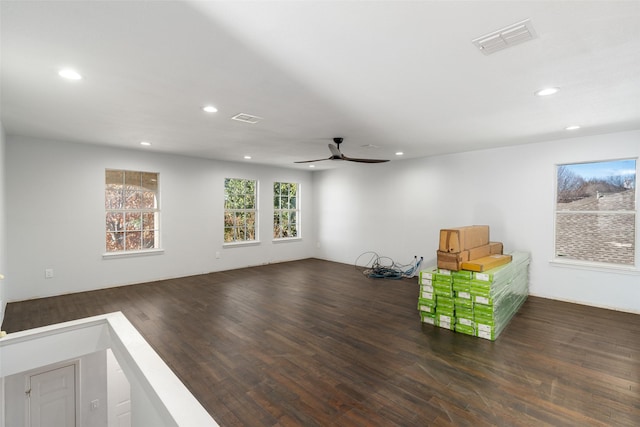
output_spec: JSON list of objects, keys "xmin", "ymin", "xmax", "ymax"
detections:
[
  {"xmin": 553, "ymin": 158, "xmax": 637, "ymax": 271},
  {"xmin": 224, "ymin": 178, "xmax": 259, "ymax": 245},
  {"xmin": 273, "ymin": 182, "xmax": 300, "ymax": 241},
  {"xmin": 104, "ymin": 169, "xmax": 161, "ymax": 257}
]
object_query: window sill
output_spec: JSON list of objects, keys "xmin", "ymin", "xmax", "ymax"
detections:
[
  {"xmin": 223, "ymin": 240, "xmax": 261, "ymax": 248},
  {"xmin": 102, "ymin": 249, "xmax": 165, "ymax": 260},
  {"xmin": 272, "ymin": 237, "xmax": 302, "ymax": 244},
  {"xmin": 550, "ymin": 258, "xmax": 639, "ymax": 275}
]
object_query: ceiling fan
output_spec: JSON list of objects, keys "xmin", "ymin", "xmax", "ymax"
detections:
[{"xmin": 295, "ymin": 138, "xmax": 390, "ymax": 164}]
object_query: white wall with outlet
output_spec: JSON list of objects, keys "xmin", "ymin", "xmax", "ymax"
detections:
[
  {"xmin": 5, "ymin": 136, "xmax": 316, "ymax": 302},
  {"xmin": 313, "ymin": 130, "xmax": 640, "ymax": 313},
  {"xmin": 3, "ymin": 127, "xmax": 639, "ymax": 314}
]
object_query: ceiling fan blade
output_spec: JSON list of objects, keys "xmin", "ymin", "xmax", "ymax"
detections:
[
  {"xmin": 294, "ymin": 157, "xmax": 332, "ymax": 163},
  {"xmin": 328, "ymin": 143, "xmax": 342, "ymax": 157},
  {"xmin": 342, "ymin": 156, "xmax": 390, "ymax": 163}
]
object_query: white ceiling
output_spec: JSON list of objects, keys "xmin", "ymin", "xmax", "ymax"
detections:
[{"xmin": 2, "ymin": 1, "xmax": 639, "ymax": 170}]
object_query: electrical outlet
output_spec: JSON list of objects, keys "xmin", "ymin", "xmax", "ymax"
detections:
[
  {"xmin": 45, "ymin": 268, "xmax": 54, "ymax": 279},
  {"xmin": 90, "ymin": 399, "xmax": 99, "ymax": 411},
  {"xmin": 215, "ymin": 251, "xmax": 221, "ymax": 259}
]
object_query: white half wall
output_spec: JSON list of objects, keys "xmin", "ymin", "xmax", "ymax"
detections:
[
  {"xmin": 5, "ymin": 136, "xmax": 315, "ymax": 302},
  {"xmin": 313, "ymin": 130, "xmax": 640, "ymax": 313}
]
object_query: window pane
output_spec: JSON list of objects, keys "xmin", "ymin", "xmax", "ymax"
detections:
[
  {"xmin": 106, "ymin": 170, "xmax": 124, "ymax": 186},
  {"xmin": 556, "ymin": 212, "xmax": 635, "ymax": 265},
  {"xmin": 273, "ymin": 213, "xmax": 282, "ymax": 238},
  {"xmin": 224, "ymin": 227, "xmax": 234, "ymax": 243},
  {"xmin": 125, "ymin": 212, "xmax": 142, "ymax": 231},
  {"xmin": 557, "ymin": 160, "xmax": 635, "ymax": 210},
  {"xmin": 106, "ymin": 212, "xmax": 123, "ymax": 232},
  {"xmin": 234, "ymin": 212, "xmax": 244, "ymax": 226},
  {"xmin": 142, "ymin": 172, "xmax": 158, "ymax": 192},
  {"xmin": 141, "ymin": 191, "xmax": 156, "ymax": 209},
  {"xmin": 126, "ymin": 232, "xmax": 142, "ymax": 250},
  {"xmin": 246, "ymin": 225, "xmax": 255, "ymax": 240},
  {"xmin": 224, "ymin": 212, "xmax": 234, "ymax": 227},
  {"xmin": 246, "ymin": 195, "xmax": 255, "ymax": 209},
  {"xmin": 125, "ymin": 190, "xmax": 141, "ymax": 209},
  {"xmin": 142, "ymin": 212, "xmax": 155, "ymax": 230},
  {"xmin": 142, "ymin": 230, "xmax": 155, "ymax": 249},
  {"xmin": 106, "ymin": 232, "xmax": 124, "ymax": 252},
  {"xmin": 105, "ymin": 187, "xmax": 124, "ymax": 209},
  {"xmin": 125, "ymin": 171, "xmax": 142, "ymax": 188}
]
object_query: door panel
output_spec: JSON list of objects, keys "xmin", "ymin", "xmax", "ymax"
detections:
[{"xmin": 29, "ymin": 364, "xmax": 76, "ymax": 427}]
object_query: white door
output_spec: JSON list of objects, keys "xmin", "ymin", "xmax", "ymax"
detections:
[
  {"xmin": 106, "ymin": 349, "xmax": 131, "ymax": 427},
  {"xmin": 28, "ymin": 364, "xmax": 76, "ymax": 427}
]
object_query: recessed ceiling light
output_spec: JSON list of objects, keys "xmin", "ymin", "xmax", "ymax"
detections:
[
  {"xmin": 58, "ymin": 68, "xmax": 82, "ymax": 80},
  {"xmin": 395, "ymin": 152, "xmax": 404, "ymax": 156},
  {"xmin": 140, "ymin": 141, "xmax": 151, "ymax": 146},
  {"xmin": 535, "ymin": 87, "xmax": 559, "ymax": 97},
  {"xmin": 244, "ymin": 155, "xmax": 252, "ymax": 160},
  {"xmin": 203, "ymin": 105, "xmax": 218, "ymax": 113},
  {"xmin": 565, "ymin": 125, "xmax": 581, "ymax": 131},
  {"xmin": 309, "ymin": 165, "xmax": 315, "ymax": 168}
]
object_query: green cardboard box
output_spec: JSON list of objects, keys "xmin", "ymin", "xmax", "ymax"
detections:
[
  {"xmin": 419, "ymin": 289, "xmax": 435, "ymax": 300},
  {"xmin": 455, "ymin": 323, "xmax": 476, "ymax": 336},
  {"xmin": 452, "ymin": 270, "xmax": 474, "ymax": 281},
  {"xmin": 419, "ymin": 268, "xmax": 437, "ymax": 285},
  {"xmin": 456, "ymin": 308, "xmax": 474, "ymax": 319},
  {"xmin": 454, "ymin": 297, "xmax": 473, "ymax": 309},
  {"xmin": 420, "ymin": 311, "xmax": 436, "ymax": 325},
  {"xmin": 436, "ymin": 296, "xmax": 454, "ymax": 308},
  {"xmin": 433, "ymin": 272, "xmax": 453, "ymax": 284}
]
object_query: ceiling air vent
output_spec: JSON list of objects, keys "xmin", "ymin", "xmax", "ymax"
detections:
[
  {"xmin": 231, "ymin": 113, "xmax": 262, "ymax": 124},
  {"xmin": 472, "ymin": 19, "xmax": 537, "ymax": 55}
]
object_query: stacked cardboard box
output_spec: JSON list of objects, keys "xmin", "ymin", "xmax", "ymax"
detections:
[
  {"xmin": 437, "ymin": 225, "xmax": 508, "ymax": 271},
  {"xmin": 433, "ymin": 271, "xmax": 455, "ymax": 329},
  {"xmin": 470, "ymin": 251, "xmax": 530, "ymax": 340},
  {"xmin": 417, "ymin": 269, "xmax": 436, "ymax": 325},
  {"xmin": 452, "ymin": 270, "xmax": 475, "ymax": 335},
  {"xmin": 418, "ymin": 252, "xmax": 530, "ymax": 340},
  {"xmin": 418, "ymin": 268, "xmax": 455, "ymax": 330}
]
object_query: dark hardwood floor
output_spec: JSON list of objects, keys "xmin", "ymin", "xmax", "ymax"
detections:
[{"xmin": 3, "ymin": 258, "xmax": 639, "ymax": 426}]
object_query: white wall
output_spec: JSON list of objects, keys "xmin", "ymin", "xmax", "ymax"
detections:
[
  {"xmin": 4, "ymin": 351, "xmax": 108, "ymax": 427},
  {"xmin": 5, "ymin": 131, "xmax": 639, "ymax": 313},
  {"xmin": 0, "ymin": 122, "xmax": 6, "ymax": 325},
  {"xmin": 314, "ymin": 130, "xmax": 640, "ymax": 313},
  {"xmin": 5, "ymin": 136, "xmax": 315, "ymax": 301}
]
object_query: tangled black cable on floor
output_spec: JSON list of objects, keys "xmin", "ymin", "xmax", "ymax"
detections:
[{"xmin": 355, "ymin": 251, "xmax": 423, "ymax": 279}]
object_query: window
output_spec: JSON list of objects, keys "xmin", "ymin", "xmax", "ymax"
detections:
[
  {"xmin": 273, "ymin": 182, "xmax": 299, "ymax": 239},
  {"xmin": 224, "ymin": 178, "xmax": 257, "ymax": 243},
  {"xmin": 555, "ymin": 159, "xmax": 636, "ymax": 266},
  {"xmin": 105, "ymin": 170, "xmax": 159, "ymax": 252}
]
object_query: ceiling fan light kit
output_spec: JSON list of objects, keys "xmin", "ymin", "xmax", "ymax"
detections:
[{"xmin": 295, "ymin": 138, "xmax": 390, "ymax": 164}]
